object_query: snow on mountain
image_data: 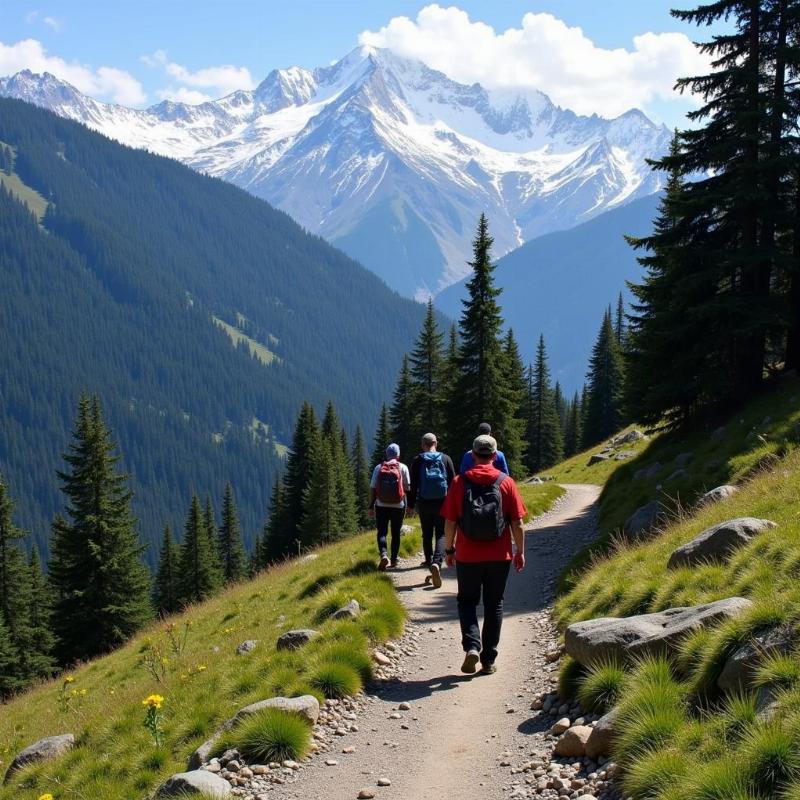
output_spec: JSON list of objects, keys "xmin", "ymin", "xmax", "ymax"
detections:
[{"xmin": 0, "ymin": 48, "xmax": 670, "ymax": 298}]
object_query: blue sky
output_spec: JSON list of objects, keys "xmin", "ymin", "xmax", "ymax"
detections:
[{"xmin": 2, "ymin": 2, "xmax": 721, "ymax": 125}]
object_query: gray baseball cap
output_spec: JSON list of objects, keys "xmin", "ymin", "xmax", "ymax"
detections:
[
  {"xmin": 421, "ymin": 432, "xmax": 437, "ymax": 445},
  {"xmin": 472, "ymin": 434, "xmax": 497, "ymax": 456}
]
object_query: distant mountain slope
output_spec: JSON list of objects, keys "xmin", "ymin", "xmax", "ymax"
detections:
[
  {"xmin": 436, "ymin": 193, "xmax": 661, "ymax": 392},
  {"xmin": 0, "ymin": 47, "xmax": 670, "ymax": 298},
  {"xmin": 0, "ymin": 97, "xmax": 428, "ymax": 563}
]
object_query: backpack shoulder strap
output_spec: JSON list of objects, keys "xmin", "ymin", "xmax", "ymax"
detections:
[{"xmin": 493, "ymin": 473, "xmax": 507, "ymax": 489}]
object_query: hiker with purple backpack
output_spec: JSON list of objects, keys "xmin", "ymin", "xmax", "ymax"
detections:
[{"xmin": 369, "ymin": 443, "xmax": 411, "ymax": 571}]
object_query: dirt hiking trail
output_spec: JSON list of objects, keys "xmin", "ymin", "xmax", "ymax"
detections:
[{"xmin": 274, "ymin": 483, "xmax": 601, "ymax": 800}]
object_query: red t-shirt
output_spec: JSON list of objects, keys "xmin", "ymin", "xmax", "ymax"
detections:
[{"xmin": 440, "ymin": 464, "xmax": 527, "ymax": 562}]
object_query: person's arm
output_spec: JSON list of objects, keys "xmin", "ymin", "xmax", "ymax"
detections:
[
  {"xmin": 444, "ymin": 454, "xmax": 456, "ymax": 485},
  {"xmin": 459, "ymin": 450, "xmax": 471, "ymax": 475},
  {"xmin": 444, "ymin": 519, "xmax": 458, "ymax": 568},
  {"xmin": 497, "ymin": 451, "xmax": 510, "ymax": 475},
  {"xmin": 510, "ymin": 518, "xmax": 525, "ymax": 571},
  {"xmin": 408, "ymin": 456, "xmax": 419, "ymax": 509},
  {"xmin": 368, "ymin": 465, "xmax": 378, "ymax": 517}
]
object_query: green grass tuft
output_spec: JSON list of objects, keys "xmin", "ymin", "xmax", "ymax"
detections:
[
  {"xmin": 576, "ymin": 658, "xmax": 626, "ymax": 713},
  {"xmin": 738, "ymin": 721, "xmax": 800, "ymax": 795},
  {"xmin": 315, "ymin": 641, "xmax": 374, "ymax": 683},
  {"xmin": 621, "ymin": 747, "xmax": 688, "ymax": 798},
  {"xmin": 557, "ymin": 655, "xmax": 584, "ymax": 699},
  {"xmin": 216, "ymin": 708, "xmax": 311, "ymax": 764},
  {"xmin": 308, "ymin": 661, "xmax": 362, "ymax": 699},
  {"xmin": 754, "ymin": 653, "xmax": 800, "ymax": 690}
]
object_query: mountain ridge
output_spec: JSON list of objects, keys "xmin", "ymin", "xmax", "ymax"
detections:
[{"xmin": 0, "ymin": 47, "xmax": 671, "ymax": 298}]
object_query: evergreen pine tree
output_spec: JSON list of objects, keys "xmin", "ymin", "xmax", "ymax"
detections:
[
  {"xmin": 582, "ymin": 312, "xmax": 626, "ymax": 447},
  {"xmin": 249, "ymin": 531, "xmax": 262, "ymax": 577},
  {"xmin": 203, "ymin": 494, "xmax": 223, "ymax": 585},
  {"xmin": 177, "ymin": 493, "xmax": 221, "ymax": 605},
  {"xmin": 524, "ymin": 336, "xmax": 564, "ymax": 473},
  {"xmin": 218, "ymin": 483, "xmax": 246, "ymax": 584},
  {"xmin": 0, "ymin": 616, "xmax": 17, "ymax": 697},
  {"xmin": 438, "ymin": 324, "xmax": 460, "ymax": 456},
  {"xmin": 502, "ymin": 329, "xmax": 529, "ymax": 476},
  {"xmin": 451, "ymin": 215, "xmax": 521, "ymax": 462},
  {"xmin": 261, "ymin": 475, "xmax": 287, "ymax": 564},
  {"xmin": 371, "ymin": 403, "xmax": 391, "ymax": 468},
  {"xmin": 389, "ymin": 355, "xmax": 417, "ymax": 462},
  {"xmin": 351, "ymin": 426, "xmax": 372, "ymax": 529},
  {"xmin": 563, "ymin": 391, "xmax": 582, "ymax": 457},
  {"xmin": 153, "ymin": 525, "xmax": 180, "ymax": 615},
  {"xmin": 320, "ymin": 402, "xmax": 357, "ymax": 538},
  {"xmin": 49, "ymin": 394, "xmax": 151, "ymax": 663},
  {"xmin": 0, "ymin": 479, "xmax": 28, "ymax": 663},
  {"xmin": 409, "ymin": 299, "xmax": 445, "ymax": 436},
  {"xmin": 279, "ymin": 402, "xmax": 321, "ymax": 555},
  {"xmin": 300, "ymin": 444, "xmax": 337, "ymax": 547},
  {"xmin": 553, "ymin": 382, "xmax": 566, "ymax": 430},
  {"xmin": 24, "ymin": 546, "xmax": 55, "ymax": 681},
  {"xmin": 614, "ymin": 293, "xmax": 626, "ymax": 347}
]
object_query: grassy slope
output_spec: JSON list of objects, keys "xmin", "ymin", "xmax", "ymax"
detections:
[
  {"xmin": 519, "ymin": 483, "xmax": 566, "ymax": 521},
  {"xmin": 0, "ymin": 483, "xmax": 562, "ymax": 799},
  {"xmin": 0, "ymin": 170, "xmax": 48, "ymax": 222},
  {"xmin": 212, "ymin": 316, "xmax": 280, "ymax": 366},
  {"xmin": 558, "ymin": 376, "xmax": 800, "ymax": 587},
  {"xmin": 554, "ymin": 380, "xmax": 800, "ymax": 799}
]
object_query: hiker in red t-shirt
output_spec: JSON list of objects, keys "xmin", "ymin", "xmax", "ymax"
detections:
[{"xmin": 441, "ymin": 434, "xmax": 527, "ymax": 675}]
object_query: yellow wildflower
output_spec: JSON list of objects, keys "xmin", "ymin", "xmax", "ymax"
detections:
[
  {"xmin": 64, "ymin": 675, "xmax": 75, "ymax": 684},
  {"xmin": 195, "ymin": 664, "xmax": 207, "ymax": 672},
  {"xmin": 79, "ymin": 688, "xmax": 87, "ymax": 696},
  {"xmin": 142, "ymin": 694, "xmax": 164, "ymax": 709},
  {"xmin": 38, "ymin": 794, "xmax": 54, "ymax": 800}
]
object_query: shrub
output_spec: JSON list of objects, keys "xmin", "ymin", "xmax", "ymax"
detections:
[
  {"xmin": 721, "ymin": 691, "xmax": 758, "ymax": 741},
  {"xmin": 557, "ymin": 655, "xmax": 583, "ymax": 699},
  {"xmin": 577, "ymin": 658, "xmax": 626, "ymax": 713},
  {"xmin": 738, "ymin": 722, "xmax": 800, "ymax": 796},
  {"xmin": 686, "ymin": 758, "xmax": 754, "ymax": 800},
  {"xmin": 308, "ymin": 661, "xmax": 362, "ymax": 699},
  {"xmin": 755, "ymin": 654, "xmax": 800, "ymax": 690},
  {"xmin": 621, "ymin": 747, "xmax": 688, "ymax": 798},
  {"xmin": 360, "ymin": 602, "xmax": 405, "ymax": 641},
  {"xmin": 315, "ymin": 641, "xmax": 374, "ymax": 683},
  {"xmin": 217, "ymin": 708, "xmax": 311, "ymax": 764}
]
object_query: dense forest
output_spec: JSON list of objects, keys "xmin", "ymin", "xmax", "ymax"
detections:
[{"xmin": 0, "ymin": 97, "xmax": 429, "ymax": 561}]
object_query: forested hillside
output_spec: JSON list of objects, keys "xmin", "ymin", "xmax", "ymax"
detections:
[{"xmin": 0, "ymin": 97, "xmax": 429, "ymax": 563}]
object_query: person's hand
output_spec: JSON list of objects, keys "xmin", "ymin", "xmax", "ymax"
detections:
[
  {"xmin": 513, "ymin": 552, "xmax": 525, "ymax": 572},
  {"xmin": 445, "ymin": 553, "xmax": 456, "ymax": 569},
  {"xmin": 406, "ymin": 506, "xmax": 416, "ymax": 518},
  {"xmin": 368, "ymin": 507, "xmax": 375, "ymax": 520}
]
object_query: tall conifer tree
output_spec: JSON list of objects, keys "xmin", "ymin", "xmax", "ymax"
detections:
[
  {"xmin": 218, "ymin": 483, "xmax": 246, "ymax": 584},
  {"xmin": 351, "ymin": 426, "xmax": 372, "ymax": 529},
  {"xmin": 438, "ymin": 324, "xmax": 460, "ymax": 456},
  {"xmin": 502, "ymin": 329, "xmax": 528, "ymax": 476},
  {"xmin": 153, "ymin": 525, "xmax": 180, "ymax": 615},
  {"xmin": 49, "ymin": 395, "xmax": 151, "ymax": 663},
  {"xmin": 451, "ymin": 215, "xmax": 519, "ymax": 459},
  {"xmin": 409, "ymin": 299, "xmax": 445, "ymax": 436},
  {"xmin": 262, "ymin": 475, "xmax": 287, "ymax": 564},
  {"xmin": 563, "ymin": 391, "xmax": 582, "ymax": 457},
  {"xmin": 582, "ymin": 313, "xmax": 626, "ymax": 447},
  {"xmin": 24, "ymin": 546, "xmax": 55, "ymax": 680},
  {"xmin": 371, "ymin": 403, "xmax": 391, "ymax": 468},
  {"xmin": 177, "ymin": 493, "xmax": 221, "ymax": 605},
  {"xmin": 524, "ymin": 336, "xmax": 564, "ymax": 473},
  {"xmin": 389, "ymin": 355, "xmax": 417, "ymax": 463}
]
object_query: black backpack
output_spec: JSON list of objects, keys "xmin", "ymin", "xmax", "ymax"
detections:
[{"xmin": 460, "ymin": 474, "xmax": 507, "ymax": 540}]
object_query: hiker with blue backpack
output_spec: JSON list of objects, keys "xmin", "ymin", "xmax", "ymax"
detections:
[
  {"xmin": 459, "ymin": 422, "xmax": 510, "ymax": 475},
  {"xmin": 407, "ymin": 432, "xmax": 456, "ymax": 589},
  {"xmin": 369, "ymin": 443, "xmax": 411, "ymax": 571},
  {"xmin": 441, "ymin": 433, "xmax": 526, "ymax": 675}
]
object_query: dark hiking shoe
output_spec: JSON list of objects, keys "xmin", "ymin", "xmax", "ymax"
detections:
[
  {"xmin": 461, "ymin": 650, "xmax": 480, "ymax": 674},
  {"xmin": 480, "ymin": 663, "xmax": 497, "ymax": 675},
  {"xmin": 390, "ymin": 559, "xmax": 398, "ymax": 568},
  {"xmin": 420, "ymin": 559, "xmax": 432, "ymax": 568},
  {"xmin": 430, "ymin": 563, "xmax": 442, "ymax": 589},
  {"xmin": 378, "ymin": 554, "xmax": 390, "ymax": 571}
]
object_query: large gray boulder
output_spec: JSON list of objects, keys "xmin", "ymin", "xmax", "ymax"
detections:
[
  {"xmin": 612, "ymin": 430, "xmax": 645, "ymax": 445},
  {"xmin": 668, "ymin": 518, "xmax": 776, "ymax": 570},
  {"xmin": 584, "ymin": 708, "xmax": 619, "ymax": 760},
  {"xmin": 623, "ymin": 501, "xmax": 667, "ymax": 540},
  {"xmin": 695, "ymin": 485, "xmax": 738, "ymax": 508},
  {"xmin": 188, "ymin": 695, "xmax": 320, "ymax": 769},
  {"xmin": 155, "ymin": 770, "xmax": 231, "ymax": 797},
  {"xmin": 276, "ymin": 629, "xmax": 318, "ymax": 651},
  {"xmin": 236, "ymin": 639, "xmax": 257, "ymax": 655},
  {"xmin": 755, "ymin": 685, "xmax": 781, "ymax": 722},
  {"xmin": 331, "ymin": 599, "xmax": 361, "ymax": 620},
  {"xmin": 588, "ymin": 453, "xmax": 610, "ymax": 465},
  {"xmin": 4, "ymin": 733, "xmax": 75, "ymax": 783},
  {"xmin": 565, "ymin": 597, "xmax": 753, "ymax": 666},
  {"xmin": 717, "ymin": 626, "xmax": 795, "ymax": 693}
]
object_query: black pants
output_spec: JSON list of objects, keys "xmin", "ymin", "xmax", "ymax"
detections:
[
  {"xmin": 417, "ymin": 499, "xmax": 445, "ymax": 566},
  {"xmin": 456, "ymin": 560, "xmax": 512, "ymax": 666},
  {"xmin": 375, "ymin": 505, "xmax": 405, "ymax": 561}
]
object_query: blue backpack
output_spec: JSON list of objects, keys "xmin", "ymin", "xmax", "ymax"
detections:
[{"xmin": 419, "ymin": 452, "xmax": 448, "ymax": 500}]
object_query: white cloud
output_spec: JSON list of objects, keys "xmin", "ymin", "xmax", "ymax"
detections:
[
  {"xmin": 141, "ymin": 50, "xmax": 256, "ymax": 103},
  {"xmin": 0, "ymin": 38, "xmax": 146, "ymax": 104},
  {"xmin": 359, "ymin": 5, "xmax": 710, "ymax": 118},
  {"xmin": 42, "ymin": 16, "xmax": 62, "ymax": 32}
]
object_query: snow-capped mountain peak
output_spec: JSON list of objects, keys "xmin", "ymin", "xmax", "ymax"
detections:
[{"xmin": 0, "ymin": 47, "xmax": 670, "ymax": 297}]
